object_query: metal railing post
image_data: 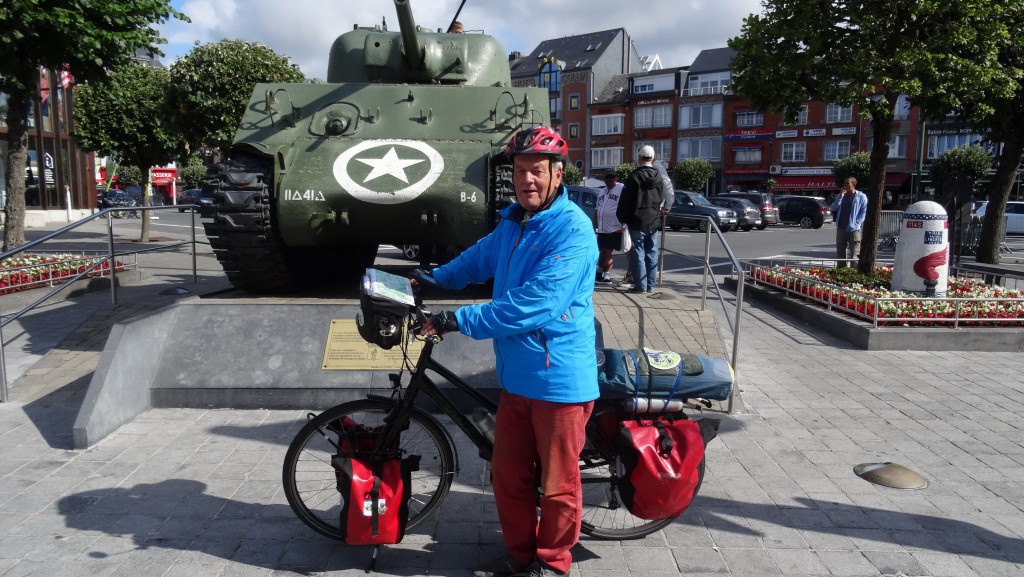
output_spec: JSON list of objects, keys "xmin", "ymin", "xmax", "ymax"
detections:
[
  {"xmin": 701, "ymin": 220, "xmax": 711, "ymax": 311},
  {"xmin": 191, "ymin": 208, "xmax": 198, "ymax": 283},
  {"xmin": 0, "ymin": 312, "xmax": 7, "ymax": 403},
  {"xmin": 107, "ymin": 212, "xmax": 118, "ymax": 305},
  {"xmin": 727, "ymin": 272, "xmax": 744, "ymax": 414}
]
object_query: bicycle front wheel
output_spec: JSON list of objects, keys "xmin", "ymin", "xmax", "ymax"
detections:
[
  {"xmin": 579, "ymin": 447, "xmax": 706, "ymax": 540},
  {"xmin": 282, "ymin": 399, "xmax": 455, "ymax": 541}
]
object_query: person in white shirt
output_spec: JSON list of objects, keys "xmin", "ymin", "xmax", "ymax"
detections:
[{"xmin": 594, "ymin": 173, "xmax": 625, "ymax": 284}]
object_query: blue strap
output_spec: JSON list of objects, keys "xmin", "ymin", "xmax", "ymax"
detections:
[
  {"xmin": 660, "ymin": 363, "xmax": 684, "ymax": 418},
  {"xmin": 625, "ymin": 349, "xmax": 641, "ymax": 419}
]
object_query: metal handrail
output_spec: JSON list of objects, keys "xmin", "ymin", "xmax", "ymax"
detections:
[
  {"xmin": 658, "ymin": 215, "xmax": 745, "ymax": 414},
  {"xmin": 0, "ymin": 205, "xmax": 201, "ymax": 402}
]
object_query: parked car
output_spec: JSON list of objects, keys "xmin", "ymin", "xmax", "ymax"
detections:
[
  {"xmin": 977, "ymin": 201, "xmax": 1024, "ymax": 234},
  {"xmin": 774, "ymin": 195, "xmax": 833, "ymax": 229},
  {"xmin": 716, "ymin": 191, "xmax": 779, "ymax": 229},
  {"xmin": 565, "ymin": 185, "xmax": 599, "ymax": 223},
  {"xmin": 177, "ymin": 188, "xmax": 203, "ymax": 212},
  {"xmin": 667, "ymin": 190, "xmax": 737, "ymax": 232},
  {"xmin": 710, "ymin": 197, "xmax": 761, "ymax": 231}
]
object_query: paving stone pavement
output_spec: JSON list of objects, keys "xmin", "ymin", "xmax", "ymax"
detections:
[{"xmin": 0, "ymin": 224, "xmax": 1022, "ymax": 576}]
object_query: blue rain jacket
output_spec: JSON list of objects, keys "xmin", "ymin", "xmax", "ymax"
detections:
[{"xmin": 432, "ymin": 187, "xmax": 600, "ymax": 403}]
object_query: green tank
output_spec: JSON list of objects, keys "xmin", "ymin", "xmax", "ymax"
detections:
[{"xmin": 205, "ymin": 0, "xmax": 550, "ymax": 292}]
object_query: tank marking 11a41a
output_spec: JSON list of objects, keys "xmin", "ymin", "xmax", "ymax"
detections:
[{"xmin": 332, "ymin": 139, "xmax": 445, "ymax": 205}]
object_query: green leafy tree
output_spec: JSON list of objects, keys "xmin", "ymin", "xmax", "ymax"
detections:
[
  {"xmin": 76, "ymin": 64, "xmax": 179, "ymax": 242},
  {"xmin": 0, "ymin": 0, "xmax": 186, "ymax": 251},
  {"xmin": 729, "ymin": 1, "xmax": 1017, "ymax": 274},
  {"xmin": 831, "ymin": 152, "xmax": 872, "ymax": 188},
  {"xmin": 765, "ymin": 178, "xmax": 777, "ymax": 193},
  {"xmin": 561, "ymin": 163, "xmax": 582, "ymax": 185},
  {"xmin": 614, "ymin": 163, "xmax": 637, "ymax": 181},
  {"xmin": 929, "ymin": 145, "xmax": 992, "ymax": 187},
  {"xmin": 116, "ymin": 165, "xmax": 143, "ymax": 188},
  {"xmin": 167, "ymin": 40, "xmax": 305, "ymax": 157},
  {"xmin": 672, "ymin": 158, "xmax": 714, "ymax": 191},
  {"xmin": 180, "ymin": 155, "xmax": 209, "ymax": 189},
  {"xmin": 954, "ymin": 3, "xmax": 1024, "ymax": 264}
]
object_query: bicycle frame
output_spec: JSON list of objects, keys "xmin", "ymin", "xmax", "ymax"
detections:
[{"xmin": 369, "ymin": 332, "xmax": 500, "ymax": 462}]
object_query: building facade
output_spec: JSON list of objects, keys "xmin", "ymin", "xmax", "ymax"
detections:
[{"xmin": 0, "ymin": 67, "xmax": 95, "ymax": 222}]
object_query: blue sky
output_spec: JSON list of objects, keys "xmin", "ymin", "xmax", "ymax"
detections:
[{"xmin": 158, "ymin": 0, "xmax": 763, "ymax": 77}]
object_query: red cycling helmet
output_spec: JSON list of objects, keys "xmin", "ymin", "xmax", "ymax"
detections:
[{"xmin": 505, "ymin": 126, "xmax": 569, "ymax": 164}]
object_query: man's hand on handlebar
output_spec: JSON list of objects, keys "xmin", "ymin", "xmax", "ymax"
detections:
[
  {"xmin": 409, "ymin": 268, "xmax": 441, "ymax": 289},
  {"xmin": 420, "ymin": 310, "xmax": 459, "ymax": 337}
]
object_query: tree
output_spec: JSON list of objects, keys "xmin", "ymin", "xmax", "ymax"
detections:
[
  {"xmin": 831, "ymin": 152, "xmax": 872, "ymax": 188},
  {"xmin": 956, "ymin": 2, "xmax": 1024, "ymax": 264},
  {"xmin": 614, "ymin": 163, "xmax": 637, "ymax": 181},
  {"xmin": 672, "ymin": 158, "xmax": 714, "ymax": 191},
  {"xmin": 167, "ymin": 40, "xmax": 306, "ymax": 157},
  {"xmin": 116, "ymin": 165, "xmax": 143, "ymax": 188},
  {"xmin": 930, "ymin": 145, "xmax": 992, "ymax": 263},
  {"xmin": 728, "ymin": 1, "xmax": 1017, "ymax": 274},
  {"xmin": 75, "ymin": 64, "xmax": 179, "ymax": 242},
  {"xmin": 0, "ymin": 0, "xmax": 186, "ymax": 251},
  {"xmin": 561, "ymin": 164, "xmax": 582, "ymax": 185},
  {"xmin": 179, "ymin": 155, "xmax": 209, "ymax": 190}
]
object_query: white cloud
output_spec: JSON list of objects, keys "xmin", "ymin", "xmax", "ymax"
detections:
[{"xmin": 159, "ymin": 0, "xmax": 763, "ymax": 76}]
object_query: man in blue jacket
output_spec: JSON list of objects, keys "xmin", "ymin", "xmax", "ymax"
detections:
[
  {"xmin": 421, "ymin": 127, "xmax": 599, "ymax": 577},
  {"xmin": 830, "ymin": 176, "xmax": 868, "ymax": 265}
]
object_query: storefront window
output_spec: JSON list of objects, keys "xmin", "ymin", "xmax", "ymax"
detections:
[
  {"xmin": 39, "ymin": 68, "xmax": 53, "ymax": 133},
  {"xmin": 45, "ymin": 141, "xmax": 59, "ymax": 207}
]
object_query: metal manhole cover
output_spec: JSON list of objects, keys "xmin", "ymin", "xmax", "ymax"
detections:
[{"xmin": 853, "ymin": 462, "xmax": 928, "ymax": 489}]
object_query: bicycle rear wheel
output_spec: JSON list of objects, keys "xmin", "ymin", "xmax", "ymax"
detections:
[
  {"xmin": 578, "ymin": 443, "xmax": 706, "ymax": 539},
  {"xmin": 282, "ymin": 399, "xmax": 455, "ymax": 541}
]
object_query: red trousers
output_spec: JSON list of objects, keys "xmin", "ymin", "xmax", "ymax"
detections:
[{"xmin": 492, "ymin": 391, "xmax": 594, "ymax": 575}]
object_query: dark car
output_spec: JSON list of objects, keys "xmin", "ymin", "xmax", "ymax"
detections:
[
  {"xmin": 775, "ymin": 195, "xmax": 833, "ymax": 229},
  {"xmin": 666, "ymin": 190, "xmax": 738, "ymax": 232},
  {"xmin": 710, "ymin": 197, "xmax": 762, "ymax": 231},
  {"xmin": 177, "ymin": 188, "xmax": 203, "ymax": 212},
  {"xmin": 565, "ymin": 185, "xmax": 599, "ymax": 223},
  {"xmin": 716, "ymin": 191, "xmax": 778, "ymax": 229}
]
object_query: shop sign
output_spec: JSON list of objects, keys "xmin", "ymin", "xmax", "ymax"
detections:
[
  {"xmin": 802, "ymin": 128, "xmax": 826, "ymax": 137},
  {"xmin": 725, "ymin": 128, "xmax": 773, "ymax": 141},
  {"xmin": 44, "ymin": 153, "xmax": 56, "ymax": 185},
  {"xmin": 781, "ymin": 167, "xmax": 832, "ymax": 176},
  {"xmin": 832, "ymin": 127, "xmax": 857, "ymax": 135},
  {"xmin": 724, "ymin": 168, "xmax": 766, "ymax": 174},
  {"xmin": 636, "ymin": 98, "xmax": 671, "ymax": 106},
  {"xmin": 775, "ymin": 129, "xmax": 798, "ymax": 138},
  {"xmin": 151, "ymin": 169, "xmax": 177, "ymax": 185},
  {"xmin": 773, "ymin": 176, "xmax": 836, "ymax": 189}
]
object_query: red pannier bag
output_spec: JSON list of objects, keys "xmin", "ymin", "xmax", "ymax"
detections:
[
  {"xmin": 330, "ymin": 417, "xmax": 416, "ymax": 546},
  {"xmin": 615, "ymin": 416, "xmax": 717, "ymax": 520}
]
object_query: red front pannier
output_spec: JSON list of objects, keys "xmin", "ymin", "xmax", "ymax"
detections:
[{"xmin": 331, "ymin": 416, "xmax": 416, "ymax": 546}]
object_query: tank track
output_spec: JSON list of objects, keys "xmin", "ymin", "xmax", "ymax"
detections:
[{"xmin": 203, "ymin": 154, "xmax": 312, "ymax": 292}]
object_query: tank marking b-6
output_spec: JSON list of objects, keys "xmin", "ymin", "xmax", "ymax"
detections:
[
  {"xmin": 333, "ymin": 140, "xmax": 444, "ymax": 205},
  {"xmin": 283, "ymin": 190, "xmax": 326, "ymax": 201}
]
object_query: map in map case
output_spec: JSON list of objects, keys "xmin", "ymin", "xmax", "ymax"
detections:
[{"xmin": 363, "ymin": 268, "xmax": 415, "ymax": 306}]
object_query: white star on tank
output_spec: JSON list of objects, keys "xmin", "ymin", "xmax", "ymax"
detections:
[{"xmin": 356, "ymin": 147, "xmax": 424, "ymax": 183}]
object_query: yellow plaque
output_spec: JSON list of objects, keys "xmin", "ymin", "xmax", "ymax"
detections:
[{"xmin": 322, "ymin": 319, "xmax": 424, "ymax": 370}]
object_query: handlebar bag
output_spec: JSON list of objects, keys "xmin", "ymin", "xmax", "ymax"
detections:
[
  {"xmin": 357, "ymin": 290, "xmax": 408, "ymax": 350},
  {"xmin": 614, "ymin": 416, "xmax": 718, "ymax": 520}
]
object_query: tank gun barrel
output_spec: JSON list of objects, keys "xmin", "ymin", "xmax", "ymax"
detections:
[{"xmin": 394, "ymin": 0, "xmax": 423, "ymax": 71}]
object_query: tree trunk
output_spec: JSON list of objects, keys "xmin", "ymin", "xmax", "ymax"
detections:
[
  {"xmin": 976, "ymin": 131, "xmax": 1024, "ymax": 264},
  {"xmin": 2, "ymin": 87, "xmax": 32, "ymax": 252},
  {"xmin": 857, "ymin": 107, "xmax": 894, "ymax": 275}
]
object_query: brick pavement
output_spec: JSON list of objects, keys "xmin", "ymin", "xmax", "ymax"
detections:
[{"xmin": 0, "ymin": 231, "xmax": 1023, "ymax": 575}]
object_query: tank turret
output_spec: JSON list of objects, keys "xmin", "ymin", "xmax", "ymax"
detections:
[{"xmin": 203, "ymin": 0, "xmax": 551, "ymax": 292}]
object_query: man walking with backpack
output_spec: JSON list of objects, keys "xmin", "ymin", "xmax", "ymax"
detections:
[{"xmin": 616, "ymin": 145, "xmax": 669, "ymax": 295}]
